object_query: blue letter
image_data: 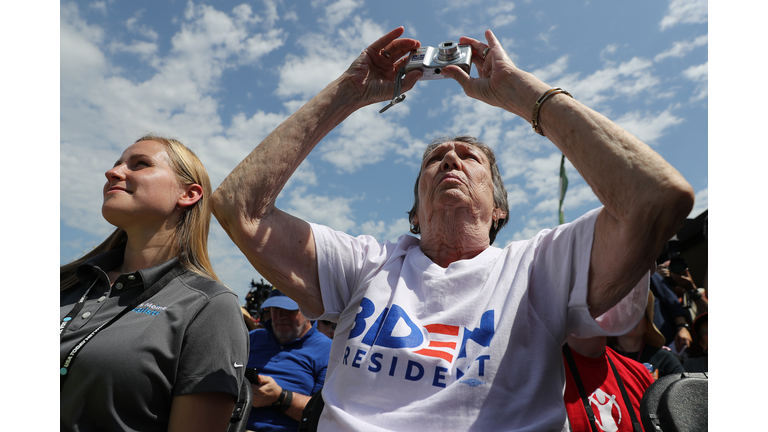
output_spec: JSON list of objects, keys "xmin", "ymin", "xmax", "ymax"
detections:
[
  {"xmin": 458, "ymin": 310, "xmax": 495, "ymax": 359},
  {"xmin": 375, "ymin": 305, "xmax": 424, "ymax": 349},
  {"xmin": 476, "ymin": 355, "xmax": 490, "ymax": 376},
  {"xmin": 361, "ymin": 307, "xmax": 389, "ymax": 346},
  {"xmin": 405, "ymin": 360, "xmax": 425, "ymax": 381},
  {"xmin": 348, "ymin": 298, "xmax": 376, "ymax": 340},
  {"xmin": 343, "ymin": 346, "xmax": 350, "ymax": 365},
  {"xmin": 352, "ymin": 349, "xmax": 366, "ymax": 368},
  {"xmin": 433, "ymin": 366, "xmax": 448, "ymax": 388},
  {"xmin": 368, "ymin": 353, "xmax": 383, "ymax": 372},
  {"xmin": 388, "ymin": 356, "xmax": 398, "ymax": 376}
]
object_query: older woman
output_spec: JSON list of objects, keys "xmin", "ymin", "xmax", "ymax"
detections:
[
  {"xmin": 60, "ymin": 136, "xmax": 248, "ymax": 432},
  {"xmin": 212, "ymin": 27, "xmax": 693, "ymax": 431}
]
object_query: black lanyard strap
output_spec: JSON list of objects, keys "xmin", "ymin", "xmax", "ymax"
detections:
[
  {"xmin": 60, "ymin": 264, "xmax": 186, "ymax": 387},
  {"xmin": 563, "ymin": 343, "xmax": 600, "ymax": 432},
  {"xmin": 606, "ymin": 351, "xmax": 643, "ymax": 432}
]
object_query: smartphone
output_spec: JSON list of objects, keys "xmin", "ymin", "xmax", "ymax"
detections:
[{"xmin": 244, "ymin": 367, "xmax": 259, "ymax": 383}]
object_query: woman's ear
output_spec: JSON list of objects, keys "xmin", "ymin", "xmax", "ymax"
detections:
[
  {"xmin": 493, "ymin": 208, "xmax": 507, "ymax": 221},
  {"xmin": 178, "ymin": 184, "xmax": 203, "ymax": 208}
]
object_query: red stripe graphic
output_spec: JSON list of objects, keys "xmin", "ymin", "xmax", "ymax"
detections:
[
  {"xmin": 413, "ymin": 349, "xmax": 454, "ymax": 362},
  {"xmin": 428, "ymin": 341, "xmax": 457, "ymax": 349},
  {"xmin": 424, "ymin": 324, "xmax": 459, "ymax": 335}
]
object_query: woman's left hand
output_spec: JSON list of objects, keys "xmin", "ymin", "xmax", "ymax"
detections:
[{"xmin": 441, "ymin": 29, "xmax": 550, "ymax": 120}]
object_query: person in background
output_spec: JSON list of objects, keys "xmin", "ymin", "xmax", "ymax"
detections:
[
  {"xmin": 649, "ymin": 268, "xmax": 693, "ymax": 356},
  {"xmin": 657, "ymin": 260, "xmax": 708, "ymax": 322},
  {"xmin": 563, "ymin": 335, "xmax": 653, "ymax": 431},
  {"xmin": 242, "ymin": 307, "xmax": 259, "ymax": 332},
  {"xmin": 682, "ymin": 312, "xmax": 708, "ymax": 372},
  {"xmin": 316, "ymin": 320, "xmax": 336, "ymax": 339},
  {"xmin": 610, "ymin": 291, "xmax": 685, "ymax": 380},
  {"xmin": 245, "ymin": 288, "xmax": 332, "ymax": 432},
  {"xmin": 60, "ymin": 135, "xmax": 248, "ymax": 432},
  {"xmin": 211, "ymin": 26, "xmax": 693, "ymax": 430}
]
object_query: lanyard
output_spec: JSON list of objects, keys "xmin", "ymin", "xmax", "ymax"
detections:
[
  {"xmin": 59, "ymin": 279, "xmax": 99, "ymax": 335},
  {"xmin": 60, "ymin": 264, "xmax": 185, "ymax": 388}
]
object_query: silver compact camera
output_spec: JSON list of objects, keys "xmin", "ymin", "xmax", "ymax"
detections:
[
  {"xmin": 404, "ymin": 41, "xmax": 472, "ymax": 80},
  {"xmin": 379, "ymin": 41, "xmax": 473, "ymax": 113}
]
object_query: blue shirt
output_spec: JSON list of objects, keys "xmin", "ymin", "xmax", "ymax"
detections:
[{"xmin": 246, "ymin": 320, "xmax": 332, "ymax": 431}]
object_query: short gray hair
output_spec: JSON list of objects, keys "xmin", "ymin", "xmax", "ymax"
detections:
[{"xmin": 407, "ymin": 135, "xmax": 509, "ymax": 244}]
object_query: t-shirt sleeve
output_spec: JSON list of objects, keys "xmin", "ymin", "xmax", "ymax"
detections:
[
  {"xmin": 529, "ymin": 207, "xmax": 649, "ymax": 340},
  {"xmin": 173, "ymin": 292, "xmax": 249, "ymax": 397},
  {"xmin": 307, "ymin": 223, "xmax": 395, "ymax": 321}
]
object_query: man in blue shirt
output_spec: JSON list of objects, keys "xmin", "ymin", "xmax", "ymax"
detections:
[{"xmin": 245, "ymin": 288, "xmax": 333, "ymax": 431}]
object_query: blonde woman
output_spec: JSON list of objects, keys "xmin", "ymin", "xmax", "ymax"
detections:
[{"xmin": 60, "ymin": 135, "xmax": 248, "ymax": 432}]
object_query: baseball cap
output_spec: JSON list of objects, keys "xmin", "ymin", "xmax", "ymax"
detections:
[{"xmin": 261, "ymin": 288, "xmax": 299, "ymax": 311}]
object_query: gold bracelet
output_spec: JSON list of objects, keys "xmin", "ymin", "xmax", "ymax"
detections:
[{"xmin": 531, "ymin": 87, "xmax": 573, "ymax": 136}]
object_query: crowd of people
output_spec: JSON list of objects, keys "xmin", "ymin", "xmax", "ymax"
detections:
[{"xmin": 60, "ymin": 25, "xmax": 705, "ymax": 432}]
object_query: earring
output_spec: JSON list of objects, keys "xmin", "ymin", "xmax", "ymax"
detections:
[
  {"xmin": 410, "ymin": 223, "xmax": 420, "ymax": 235},
  {"xmin": 493, "ymin": 219, "xmax": 499, "ymax": 230}
]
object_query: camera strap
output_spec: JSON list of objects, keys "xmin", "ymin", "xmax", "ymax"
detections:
[
  {"xmin": 60, "ymin": 264, "xmax": 186, "ymax": 388},
  {"xmin": 379, "ymin": 66, "xmax": 407, "ymax": 113}
]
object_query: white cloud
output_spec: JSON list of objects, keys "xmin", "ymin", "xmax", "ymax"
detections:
[
  {"xmin": 275, "ymin": 17, "xmax": 387, "ymax": 99},
  {"xmin": 285, "ymin": 187, "xmax": 357, "ymax": 232},
  {"xmin": 60, "ymin": 1, "xmax": 287, "ymax": 236},
  {"xmin": 536, "ymin": 25, "xmax": 558, "ymax": 47},
  {"xmin": 556, "ymin": 57, "xmax": 659, "ymax": 108},
  {"xmin": 531, "ymin": 55, "xmax": 569, "ymax": 83},
  {"xmin": 509, "ymin": 214, "xmax": 556, "ymax": 242},
  {"xmin": 126, "ymin": 15, "xmax": 159, "ymax": 41},
  {"xmin": 488, "ymin": 2, "xmax": 516, "ymax": 28},
  {"xmin": 660, "ymin": 0, "xmax": 707, "ymax": 31},
  {"xmin": 321, "ymin": 0, "xmax": 362, "ymax": 28},
  {"xmin": 320, "ymin": 106, "xmax": 415, "ymax": 173},
  {"xmin": 89, "ymin": 1, "xmax": 106, "ymax": 15},
  {"xmin": 359, "ymin": 217, "xmax": 411, "ymax": 243},
  {"xmin": 612, "ymin": 109, "xmax": 684, "ymax": 144},
  {"xmin": 655, "ymin": 34, "xmax": 707, "ymax": 62},
  {"xmin": 682, "ymin": 61, "xmax": 708, "ymax": 101},
  {"xmin": 109, "ymin": 40, "xmax": 158, "ymax": 59},
  {"xmin": 689, "ymin": 187, "xmax": 708, "ymax": 218},
  {"xmin": 522, "ymin": 152, "xmax": 566, "ymax": 198},
  {"xmin": 600, "ymin": 44, "xmax": 619, "ymax": 60}
]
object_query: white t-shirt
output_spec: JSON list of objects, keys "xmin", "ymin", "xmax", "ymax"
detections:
[{"xmin": 306, "ymin": 207, "xmax": 649, "ymax": 432}]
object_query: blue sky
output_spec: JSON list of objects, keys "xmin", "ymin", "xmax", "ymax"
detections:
[{"xmin": 59, "ymin": 0, "xmax": 709, "ymax": 302}]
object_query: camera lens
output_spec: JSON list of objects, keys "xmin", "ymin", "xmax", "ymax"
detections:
[{"xmin": 437, "ymin": 41, "xmax": 460, "ymax": 62}]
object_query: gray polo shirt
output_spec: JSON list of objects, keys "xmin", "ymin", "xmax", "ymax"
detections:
[{"xmin": 60, "ymin": 249, "xmax": 248, "ymax": 432}]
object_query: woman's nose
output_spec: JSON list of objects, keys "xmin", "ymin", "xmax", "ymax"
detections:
[
  {"xmin": 105, "ymin": 164, "xmax": 125, "ymax": 180},
  {"xmin": 441, "ymin": 151, "xmax": 462, "ymax": 171}
]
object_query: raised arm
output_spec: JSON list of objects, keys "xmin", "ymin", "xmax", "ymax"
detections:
[
  {"xmin": 211, "ymin": 27, "xmax": 421, "ymax": 317},
  {"xmin": 442, "ymin": 30, "xmax": 694, "ymax": 317}
]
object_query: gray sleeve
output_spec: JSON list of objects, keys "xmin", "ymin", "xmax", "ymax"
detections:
[{"xmin": 173, "ymin": 292, "xmax": 249, "ymax": 397}]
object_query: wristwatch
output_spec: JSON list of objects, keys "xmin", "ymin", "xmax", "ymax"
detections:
[{"xmin": 677, "ymin": 322, "xmax": 690, "ymax": 330}]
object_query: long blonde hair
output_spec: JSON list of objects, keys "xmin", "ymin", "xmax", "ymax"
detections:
[{"xmin": 60, "ymin": 135, "xmax": 219, "ymax": 290}]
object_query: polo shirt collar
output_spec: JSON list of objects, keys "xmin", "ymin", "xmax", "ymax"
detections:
[{"xmin": 76, "ymin": 247, "xmax": 181, "ymax": 292}]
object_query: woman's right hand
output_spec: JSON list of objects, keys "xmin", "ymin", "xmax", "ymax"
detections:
[{"xmin": 339, "ymin": 26, "xmax": 423, "ymax": 108}]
